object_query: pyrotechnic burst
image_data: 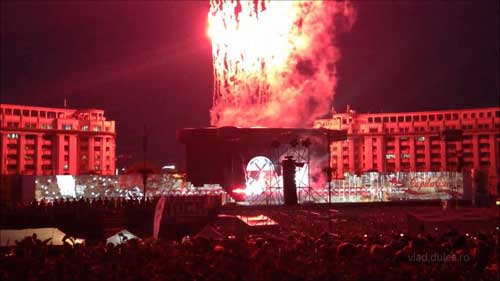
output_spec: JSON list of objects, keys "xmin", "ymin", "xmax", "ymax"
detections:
[{"xmin": 208, "ymin": 0, "xmax": 355, "ymax": 127}]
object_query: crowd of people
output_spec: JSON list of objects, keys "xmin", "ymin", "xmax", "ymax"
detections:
[
  {"xmin": 1, "ymin": 195, "xmax": 222, "ymax": 241},
  {"xmin": 0, "ymin": 203, "xmax": 498, "ymax": 281}
]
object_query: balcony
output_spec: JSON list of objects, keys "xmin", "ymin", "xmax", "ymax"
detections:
[{"xmin": 480, "ymin": 156, "xmax": 490, "ymax": 162}]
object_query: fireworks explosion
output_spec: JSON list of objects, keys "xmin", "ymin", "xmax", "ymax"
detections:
[{"xmin": 208, "ymin": 0, "xmax": 355, "ymax": 127}]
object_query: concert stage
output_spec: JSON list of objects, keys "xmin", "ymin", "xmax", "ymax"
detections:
[{"xmin": 177, "ymin": 127, "xmax": 347, "ymax": 193}]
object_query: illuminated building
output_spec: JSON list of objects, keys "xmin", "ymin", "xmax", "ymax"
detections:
[
  {"xmin": 314, "ymin": 107, "xmax": 500, "ymax": 194},
  {"xmin": 0, "ymin": 104, "xmax": 116, "ymax": 175}
]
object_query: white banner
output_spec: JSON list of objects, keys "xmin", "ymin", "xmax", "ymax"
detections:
[{"xmin": 153, "ymin": 196, "xmax": 167, "ymax": 239}]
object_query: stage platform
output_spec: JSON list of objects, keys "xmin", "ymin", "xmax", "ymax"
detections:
[{"xmin": 407, "ymin": 208, "xmax": 498, "ymax": 235}]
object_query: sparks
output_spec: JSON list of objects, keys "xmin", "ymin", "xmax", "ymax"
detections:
[{"xmin": 208, "ymin": 0, "xmax": 355, "ymax": 127}]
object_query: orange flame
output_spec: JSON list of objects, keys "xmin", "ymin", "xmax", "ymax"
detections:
[{"xmin": 208, "ymin": 0, "xmax": 355, "ymax": 127}]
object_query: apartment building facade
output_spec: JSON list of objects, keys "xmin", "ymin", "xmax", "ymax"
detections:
[
  {"xmin": 314, "ymin": 107, "xmax": 500, "ymax": 193},
  {"xmin": 0, "ymin": 104, "xmax": 116, "ymax": 176}
]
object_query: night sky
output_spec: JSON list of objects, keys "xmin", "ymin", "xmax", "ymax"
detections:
[{"xmin": 1, "ymin": 1, "xmax": 498, "ymax": 169}]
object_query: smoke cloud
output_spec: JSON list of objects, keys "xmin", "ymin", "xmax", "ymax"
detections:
[{"xmin": 209, "ymin": 0, "xmax": 356, "ymax": 127}]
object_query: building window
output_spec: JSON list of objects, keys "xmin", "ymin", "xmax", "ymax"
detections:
[
  {"xmin": 13, "ymin": 109, "xmax": 21, "ymax": 116},
  {"xmin": 445, "ymin": 114, "xmax": 451, "ymax": 120},
  {"xmin": 415, "ymin": 136, "xmax": 425, "ymax": 142},
  {"xmin": 7, "ymin": 133, "xmax": 19, "ymax": 139},
  {"xmin": 93, "ymin": 126, "xmax": 100, "ymax": 132},
  {"xmin": 5, "ymin": 108, "xmax": 12, "ymax": 115},
  {"xmin": 405, "ymin": 116, "xmax": 411, "ymax": 122},
  {"xmin": 47, "ymin": 112, "xmax": 56, "ymax": 118},
  {"xmin": 471, "ymin": 113, "xmax": 476, "ymax": 118},
  {"xmin": 40, "ymin": 111, "xmax": 46, "ymax": 117},
  {"xmin": 390, "ymin": 116, "xmax": 396, "ymax": 122},
  {"xmin": 22, "ymin": 110, "xmax": 29, "ymax": 116},
  {"xmin": 413, "ymin": 115, "xmax": 419, "ymax": 122},
  {"xmin": 31, "ymin": 111, "xmax": 38, "ymax": 117},
  {"xmin": 385, "ymin": 154, "xmax": 395, "ymax": 159},
  {"xmin": 401, "ymin": 153, "xmax": 410, "ymax": 159},
  {"xmin": 437, "ymin": 114, "xmax": 443, "ymax": 121},
  {"xmin": 479, "ymin": 112, "xmax": 484, "ymax": 118},
  {"xmin": 383, "ymin": 117, "xmax": 389, "ymax": 122},
  {"xmin": 63, "ymin": 124, "xmax": 72, "ymax": 130},
  {"xmin": 81, "ymin": 125, "xmax": 89, "ymax": 131},
  {"xmin": 398, "ymin": 116, "xmax": 404, "ymax": 122},
  {"xmin": 374, "ymin": 117, "xmax": 381, "ymax": 123},
  {"xmin": 94, "ymin": 165, "xmax": 100, "ymax": 171},
  {"xmin": 452, "ymin": 113, "xmax": 459, "ymax": 120},
  {"xmin": 421, "ymin": 115, "xmax": 427, "ymax": 121}
]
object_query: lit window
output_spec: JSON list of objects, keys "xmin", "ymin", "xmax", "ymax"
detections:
[
  {"xmin": 401, "ymin": 153, "xmax": 410, "ymax": 159},
  {"xmin": 81, "ymin": 125, "xmax": 89, "ymax": 131},
  {"xmin": 63, "ymin": 164, "xmax": 69, "ymax": 170},
  {"xmin": 415, "ymin": 136, "xmax": 425, "ymax": 142},
  {"xmin": 63, "ymin": 124, "xmax": 72, "ymax": 130},
  {"xmin": 93, "ymin": 126, "xmax": 100, "ymax": 132},
  {"xmin": 385, "ymin": 154, "xmax": 395, "ymax": 159},
  {"xmin": 7, "ymin": 133, "xmax": 19, "ymax": 139}
]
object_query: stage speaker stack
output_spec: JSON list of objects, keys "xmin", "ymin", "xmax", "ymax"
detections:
[{"xmin": 282, "ymin": 156, "xmax": 298, "ymax": 206}]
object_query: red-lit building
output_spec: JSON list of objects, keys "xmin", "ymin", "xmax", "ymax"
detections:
[
  {"xmin": 0, "ymin": 104, "xmax": 116, "ymax": 176},
  {"xmin": 314, "ymin": 107, "xmax": 500, "ymax": 194}
]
